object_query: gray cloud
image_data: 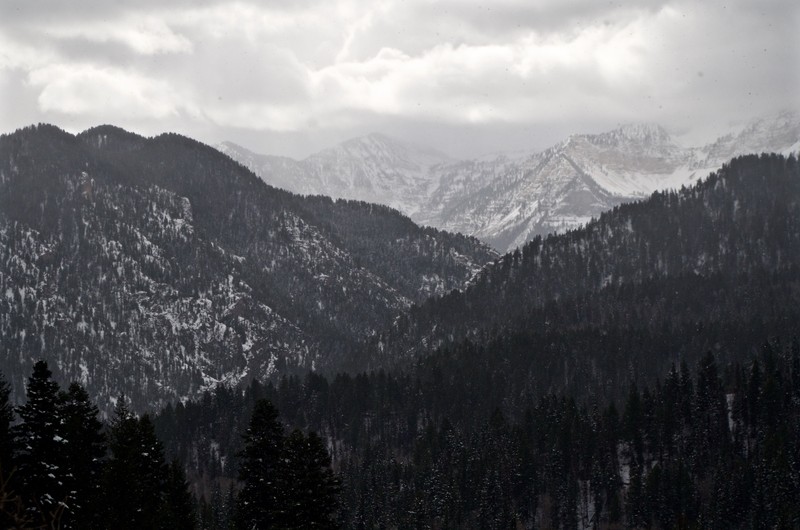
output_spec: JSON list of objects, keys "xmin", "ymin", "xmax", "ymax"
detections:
[{"xmin": 0, "ymin": 0, "xmax": 797, "ymax": 158}]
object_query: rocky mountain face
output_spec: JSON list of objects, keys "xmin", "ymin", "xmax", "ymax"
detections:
[
  {"xmin": 218, "ymin": 133, "xmax": 452, "ymax": 217},
  {"xmin": 422, "ymin": 123, "xmax": 697, "ymax": 251},
  {"xmin": 0, "ymin": 124, "xmax": 495, "ymax": 412},
  {"xmin": 224, "ymin": 111, "xmax": 800, "ymax": 252}
]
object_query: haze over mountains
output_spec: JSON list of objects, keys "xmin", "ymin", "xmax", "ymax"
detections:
[{"xmin": 221, "ymin": 111, "xmax": 800, "ymax": 251}]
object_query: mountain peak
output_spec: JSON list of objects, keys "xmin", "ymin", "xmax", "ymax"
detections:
[
  {"xmin": 701, "ymin": 110, "xmax": 800, "ymax": 163},
  {"xmin": 738, "ymin": 109, "xmax": 799, "ymax": 141},
  {"xmin": 590, "ymin": 122, "xmax": 673, "ymax": 147},
  {"xmin": 331, "ymin": 132, "xmax": 453, "ymax": 165},
  {"xmin": 218, "ymin": 140, "xmax": 245, "ymax": 151},
  {"xmin": 363, "ymin": 131, "xmax": 395, "ymax": 142},
  {"xmin": 79, "ymin": 124, "xmax": 146, "ymax": 152},
  {"xmin": 0, "ymin": 123, "xmax": 496, "ymax": 412}
]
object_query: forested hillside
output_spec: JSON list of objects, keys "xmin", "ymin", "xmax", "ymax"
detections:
[
  {"xmin": 366, "ymin": 154, "xmax": 800, "ymax": 395},
  {"xmin": 147, "ymin": 154, "xmax": 800, "ymax": 528},
  {"xmin": 3, "ymin": 125, "xmax": 799, "ymax": 528},
  {"xmin": 0, "ymin": 124, "xmax": 494, "ymax": 411},
  {"xmin": 153, "ymin": 343, "xmax": 800, "ymax": 528}
]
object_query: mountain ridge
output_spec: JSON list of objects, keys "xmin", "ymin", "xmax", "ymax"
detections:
[
  {"xmin": 0, "ymin": 123, "xmax": 495, "ymax": 412},
  {"xmin": 222, "ymin": 111, "xmax": 800, "ymax": 251},
  {"xmin": 362, "ymin": 153, "xmax": 800, "ymax": 385}
]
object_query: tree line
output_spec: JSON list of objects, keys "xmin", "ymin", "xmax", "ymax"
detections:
[
  {"xmin": 154, "ymin": 342, "xmax": 800, "ymax": 528},
  {"xmin": 3, "ymin": 346, "xmax": 798, "ymax": 528},
  {"xmin": 0, "ymin": 362, "xmax": 339, "ymax": 529}
]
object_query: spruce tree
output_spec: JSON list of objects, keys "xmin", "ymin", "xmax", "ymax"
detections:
[
  {"xmin": 692, "ymin": 352, "xmax": 728, "ymax": 473},
  {"xmin": 103, "ymin": 397, "xmax": 169, "ymax": 530},
  {"xmin": 0, "ymin": 370, "xmax": 20, "ymax": 529},
  {"xmin": 162, "ymin": 459, "xmax": 197, "ymax": 530},
  {"xmin": 284, "ymin": 429, "xmax": 340, "ymax": 528},
  {"xmin": 790, "ymin": 338, "xmax": 800, "ymax": 401},
  {"xmin": 59, "ymin": 382, "xmax": 106, "ymax": 529},
  {"xmin": 235, "ymin": 398, "xmax": 286, "ymax": 529},
  {"xmin": 14, "ymin": 360, "xmax": 68, "ymax": 526}
]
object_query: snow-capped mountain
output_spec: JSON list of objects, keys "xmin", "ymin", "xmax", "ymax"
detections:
[
  {"xmin": 418, "ymin": 123, "xmax": 700, "ymax": 250},
  {"xmin": 222, "ymin": 111, "xmax": 800, "ymax": 252},
  {"xmin": 698, "ymin": 110, "xmax": 800, "ymax": 166},
  {"xmin": 219, "ymin": 133, "xmax": 452, "ymax": 216}
]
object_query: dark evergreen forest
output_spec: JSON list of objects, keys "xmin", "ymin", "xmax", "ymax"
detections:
[
  {"xmin": 153, "ymin": 153, "xmax": 800, "ymax": 528},
  {"xmin": 4, "ymin": 344, "xmax": 799, "ymax": 528},
  {"xmin": 1, "ymin": 125, "xmax": 799, "ymax": 529},
  {"xmin": 155, "ymin": 344, "xmax": 800, "ymax": 529}
]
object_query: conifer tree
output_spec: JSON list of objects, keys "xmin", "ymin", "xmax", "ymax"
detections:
[
  {"xmin": 284, "ymin": 429, "xmax": 340, "ymax": 528},
  {"xmin": 59, "ymin": 382, "xmax": 105, "ymax": 529},
  {"xmin": 791, "ymin": 338, "xmax": 800, "ymax": 400},
  {"xmin": 692, "ymin": 352, "xmax": 728, "ymax": 473},
  {"xmin": 14, "ymin": 360, "xmax": 68, "ymax": 526},
  {"xmin": 0, "ymin": 370, "xmax": 21, "ymax": 529},
  {"xmin": 103, "ymin": 397, "xmax": 170, "ymax": 530},
  {"xmin": 235, "ymin": 398, "xmax": 286, "ymax": 529},
  {"xmin": 162, "ymin": 459, "xmax": 197, "ymax": 530}
]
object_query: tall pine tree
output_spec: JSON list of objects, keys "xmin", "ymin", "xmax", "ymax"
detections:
[
  {"xmin": 283, "ymin": 429, "xmax": 340, "ymax": 528},
  {"xmin": 102, "ymin": 397, "xmax": 170, "ymax": 530},
  {"xmin": 235, "ymin": 399, "xmax": 286, "ymax": 529},
  {"xmin": 59, "ymin": 382, "xmax": 106, "ymax": 530},
  {"xmin": 14, "ymin": 360, "xmax": 69, "ymax": 527},
  {"xmin": 162, "ymin": 459, "xmax": 197, "ymax": 530}
]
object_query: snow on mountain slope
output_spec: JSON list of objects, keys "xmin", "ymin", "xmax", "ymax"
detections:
[
  {"xmin": 220, "ymin": 134, "xmax": 452, "ymax": 215},
  {"xmin": 418, "ymin": 141, "xmax": 626, "ymax": 251},
  {"xmin": 217, "ymin": 142, "xmax": 309, "ymax": 195},
  {"xmin": 0, "ymin": 124, "xmax": 495, "ymax": 412},
  {"xmin": 563, "ymin": 123, "xmax": 696, "ymax": 196},
  {"xmin": 699, "ymin": 110, "xmax": 800, "ymax": 164},
  {"xmin": 221, "ymin": 111, "xmax": 800, "ymax": 252}
]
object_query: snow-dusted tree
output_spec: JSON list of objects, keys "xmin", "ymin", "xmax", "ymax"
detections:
[
  {"xmin": 283, "ymin": 429, "xmax": 340, "ymax": 529},
  {"xmin": 102, "ymin": 397, "xmax": 169, "ymax": 530},
  {"xmin": 59, "ymin": 382, "xmax": 105, "ymax": 529},
  {"xmin": 14, "ymin": 360, "xmax": 68, "ymax": 526},
  {"xmin": 235, "ymin": 398, "xmax": 285, "ymax": 529}
]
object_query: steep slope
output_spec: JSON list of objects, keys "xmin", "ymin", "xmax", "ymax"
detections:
[
  {"xmin": 219, "ymin": 133, "xmax": 452, "ymax": 215},
  {"xmin": 225, "ymin": 112, "xmax": 800, "ymax": 252},
  {"xmin": 415, "ymin": 134, "xmax": 640, "ymax": 251},
  {"xmin": 0, "ymin": 124, "xmax": 494, "ymax": 412},
  {"xmin": 699, "ymin": 110, "xmax": 800, "ymax": 165},
  {"xmin": 216, "ymin": 142, "xmax": 309, "ymax": 196},
  {"xmin": 366, "ymin": 154, "xmax": 800, "ymax": 380},
  {"xmin": 419, "ymin": 115, "xmax": 799, "ymax": 250},
  {"xmin": 154, "ymin": 158, "xmax": 800, "ymax": 530}
]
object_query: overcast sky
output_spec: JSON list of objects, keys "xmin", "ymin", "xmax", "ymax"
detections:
[{"xmin": 1, "ymin": 0, "xmax": 798, "ymax": 158}]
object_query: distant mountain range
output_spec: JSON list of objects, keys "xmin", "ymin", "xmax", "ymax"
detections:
[
  {"xmin": 220, "ymin": 111, "xmax": 800, "ymax": 251},
  {"xmin": 0, "ymin": 124, "xmax": 494, "ymax": 412},
  {"xmin": 2, "ymin": 117, "xmax": 797, "ymax": 413}
]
